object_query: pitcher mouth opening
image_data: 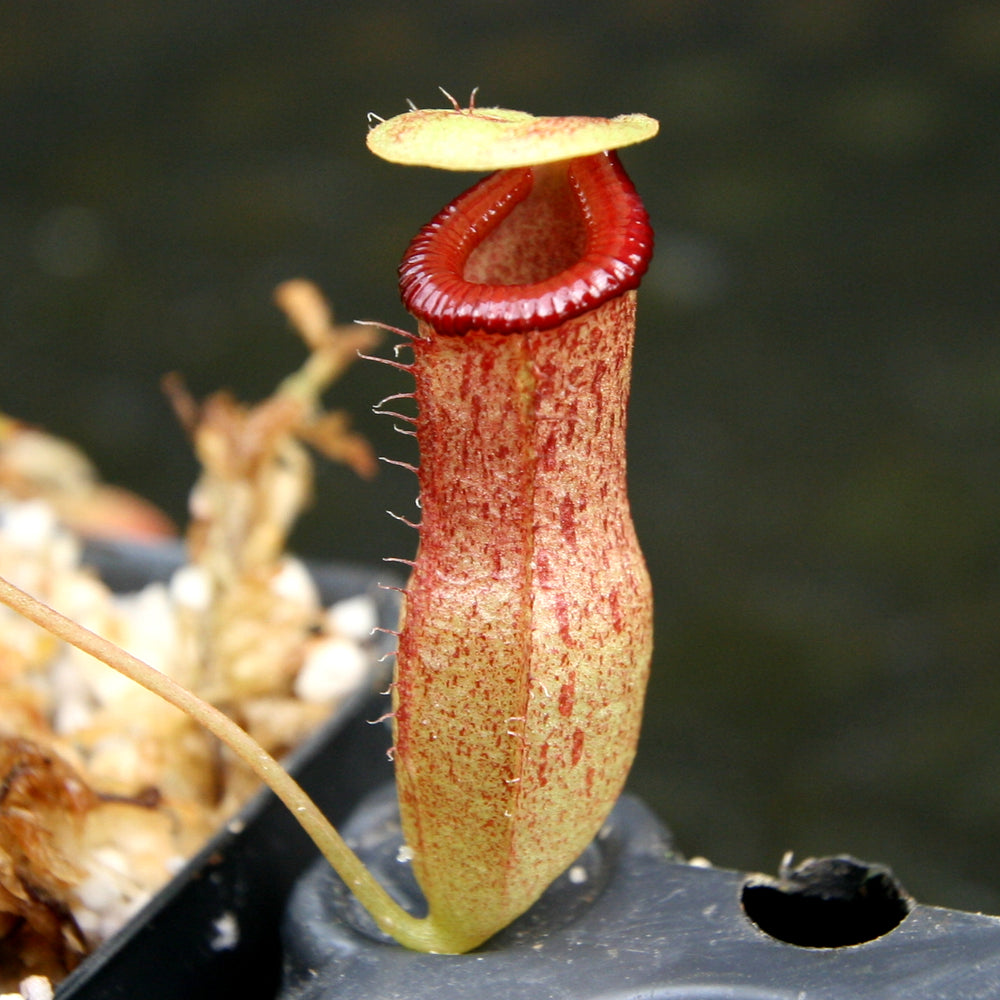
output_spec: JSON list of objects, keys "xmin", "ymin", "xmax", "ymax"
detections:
[{"xmin": 398, "ymin": 151, "xmax": 654, "ymax": 336}]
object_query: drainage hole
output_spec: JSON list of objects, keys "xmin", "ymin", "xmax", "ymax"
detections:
[{"xmin": 741, "ymin": 853, "xmax": 912, "ymax": 948}]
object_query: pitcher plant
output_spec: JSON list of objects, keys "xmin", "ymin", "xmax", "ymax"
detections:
[{"xmin": 0, "ymin": 97, "xmax": 658, "ymax": 954}]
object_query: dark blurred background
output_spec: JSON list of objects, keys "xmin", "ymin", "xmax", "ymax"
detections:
[{"xmin": 2, "ymin": 1, "xmax": 999, "ymax": 913}]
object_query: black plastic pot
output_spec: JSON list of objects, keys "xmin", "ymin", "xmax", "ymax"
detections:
[
  {"xmin": 281, "ymin": 787, "xmax": 1000, "ymax": 1000},
  {"xmin": 54, "ymin": 540, "xmax": 1000, "ymax": 999},
  {"xmin": 53, "ymin": 540, "xmax": 400, "ymax": 1000}
]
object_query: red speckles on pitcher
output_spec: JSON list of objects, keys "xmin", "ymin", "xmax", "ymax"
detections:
[{"xmin": 370, "ymin": 103, "xmax": 656, "ymax": 948}]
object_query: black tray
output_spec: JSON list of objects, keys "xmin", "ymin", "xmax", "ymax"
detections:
[
  {"xmin": 59, "ymin": 541, "xmax": 1000, "ymax": 999},
  {"xmin": 281, "ymin": 788, "xmax": 1000, "ymax": 1000},
  {"xmin": 55, "ymin": 540, "xmax": 399, "ymax": 1000}
]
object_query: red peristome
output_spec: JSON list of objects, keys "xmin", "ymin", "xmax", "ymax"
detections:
[{"xmin": 399, "ymin": 151, "xmax": 653, "ymax": 336}]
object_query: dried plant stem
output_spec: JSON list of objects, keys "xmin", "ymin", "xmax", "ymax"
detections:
[{"xmin": 0, "ymin": 574, "xmax": 461, "ymax": 953}]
